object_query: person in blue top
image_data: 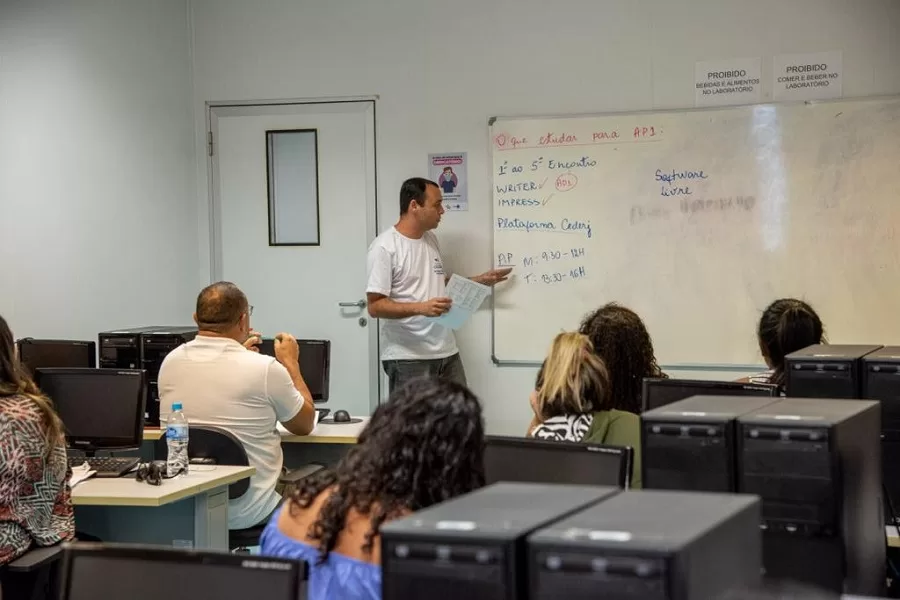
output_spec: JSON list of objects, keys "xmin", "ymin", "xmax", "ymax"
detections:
[{"xmin": 260, "ymin": 376, "xmax": 485, "ymax": 600}]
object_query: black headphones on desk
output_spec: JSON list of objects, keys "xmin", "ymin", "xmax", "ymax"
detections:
[{"xmin": 136, "ymin": 461, "xmax": 187, "ymax": 485}]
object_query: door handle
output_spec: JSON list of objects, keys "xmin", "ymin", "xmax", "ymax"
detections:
[{"xmin": 338, "ymin": 299, "xmax": 367, "ymax": 308}]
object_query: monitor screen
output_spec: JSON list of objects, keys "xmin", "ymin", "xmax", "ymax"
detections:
[
  {"xmin": 484, "ymin": 436, "xmax": 631, "ymax": 488},
  {"xmin": 16, "ymin": 339, "xmax": 96, "ymax": 375},
  {"xmin": 258, "ymin": 338, "xmax": 330, "ymax": 402},
  {"xmin": 642, "ymin": 378, "xmax": 778, "ymax": 412},
  {"xmin": 35, "ymin": 368, "xmax": 145, "ymax": 451},
  {"xmin": 62, "ymin": 545, "xmax": 302, "ymax": 600}
]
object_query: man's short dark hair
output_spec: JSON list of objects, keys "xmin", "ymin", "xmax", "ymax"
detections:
[
  {"xmin": 399, "ymin": 177, "xmax": 439, "ymax": 214},
  {"xmin": 195, "ymin": 281, "xmax": 248, "ymax": 333}
]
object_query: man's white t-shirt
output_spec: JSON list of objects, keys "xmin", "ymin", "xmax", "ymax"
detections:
[
  {"xmin": 157, "ymin": 336, "xmax": 305, "ymax": 530},
  {"xmin": 366, "ymin": 227, "xmax": 457, "ymax": 361}
]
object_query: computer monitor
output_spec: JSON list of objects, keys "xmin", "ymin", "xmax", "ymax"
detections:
[
  {"xmin": 60, "ymin": 543, "xmax": 305, "ymax": 600},
  {"xmin": 642, "ymin": 378, "xmax": 779, "ymax": 412},
  {"xmin": 258, "ymin": 338, "xmax": 331, "ymax": 402},
  {"xmin": 16, "ymin": 338, "xmax": 96, "ymax": 375},
  {"xmin": 484, "ymin": 435, "xmax": 632, "ymax": 488},
  {"xmin": 35, "ymin": 368, "xmax": 146, "ymax": 454}
]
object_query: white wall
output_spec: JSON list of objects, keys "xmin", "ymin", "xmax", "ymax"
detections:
[
  {"xmin": 0, "ymin": 0, "xmax": 199, "ymax": 340},
  {"xmin": 189, "ymin": 0, "xmax": 900, "ymax": 434}
]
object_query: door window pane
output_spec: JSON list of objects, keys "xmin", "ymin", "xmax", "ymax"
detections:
[{"xmin": 266, "ymin": 129, "xmax": 320, "ymax": 245}]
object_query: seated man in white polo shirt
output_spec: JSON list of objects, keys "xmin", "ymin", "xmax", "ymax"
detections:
[{"xmin": 158, "ymin": 281, "xmax": 316, "ymax": 530}]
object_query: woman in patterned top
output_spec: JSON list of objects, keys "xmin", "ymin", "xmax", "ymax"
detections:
[
  {"xmin": 527, "ymin": 331, "xmax": 642, "ymax": 487},
  {"xmin": 0, "ymin": 315, "xmax": 74, "ymax": 565},
  {"xmin": 748, "ymin": 298, "xmax": 825, "ymax": 389}
]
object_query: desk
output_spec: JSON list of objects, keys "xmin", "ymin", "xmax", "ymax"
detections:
[
  {"xmin": 887, "ymin": 525, "xmax": 900, "ymax": 548},
  {"xmin": 143, "ymin": 418, "xmax": 369, "ymax": 444},
  {"xmin": 73, "ymin": 466, "xmax": 254, "ymax": 550},
  {"xmin": 278, "ymin": 418, "xmax": 369, "ymax": 444},
  {"xmin": 143, "ymin": 418, "xmax": 369, "ymax": 468}
]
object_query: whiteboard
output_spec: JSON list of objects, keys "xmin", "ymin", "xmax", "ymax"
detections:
[{"xmin": 490, "ymin": 97, "xmax": 900, "ymax": 367}]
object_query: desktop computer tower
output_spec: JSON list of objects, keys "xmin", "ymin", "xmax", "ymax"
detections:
[
  {"xmin": 381, "ymin": 483, "xmax": 620, "ymax": 600},
  {"xmin": 862, "ymin": 347, "xmax": 900, "ymax": 527},
  {"xmin": 785, "ymin": 344, "xmax": 882, "ymax": 399},
  {"xmin": 99, "ymin": 326, "xmax": 196, "ymax": 425},
  {"xmin": 737, "ymin": 398, "xmax": 884, "ymax": 596},
  {"xmin": 527, "ymin": 490, "xmax": 761, "ymax": 600},
  {"xmin": 141, "ymin": 327, "xmax": 197, "ymax": 426},
  {"xmin": 98, "ymin": 327, "xmax": 158, "ymax": 370},
  {"xmin": 641, "ymin": 395, "xmax": 781, "ymax": 493}
]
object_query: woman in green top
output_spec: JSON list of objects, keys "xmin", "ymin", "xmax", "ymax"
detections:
[{"xmin": 527, "ymin": 331, "xmax": 642, "ymax": 488}]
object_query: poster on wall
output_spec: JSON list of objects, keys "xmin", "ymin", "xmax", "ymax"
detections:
[
  {"xmin": 428, "ymin": 152, "xmax": 468, "ymax": 211},
  {"xmin": 773, "ymin": 50, "xmax": 843, "ymax": 101},
  {"xmin": 694, "ymin": 57, "xmax": 761, "ymax": 107}
]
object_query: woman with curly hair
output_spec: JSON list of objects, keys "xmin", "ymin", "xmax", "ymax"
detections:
[
  {"xmin": 578, "ymin": 303, "xmax": 666, "ymax": 414},
  {"xmin": 260, "ymin": 376, "xmax": 485, "ymax": 600}
]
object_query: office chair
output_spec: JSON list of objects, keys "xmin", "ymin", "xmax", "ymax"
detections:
[
  {"xmin": 0, "ymin": 546, "xmax": 64, "ymax": 600},
  {"xmin": 154, "ymin": 425, "xmax": 324, "ymax": 551}
]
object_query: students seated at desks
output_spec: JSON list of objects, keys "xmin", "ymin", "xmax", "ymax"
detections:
[
  {"xmin": 157, "ymin": 282, "xmax": 316, "ymax": 530},
  {"xmin": 527, "ymin": 331, "xmax": 642, "ymax": 488},
  {"xmin": 578, "ymin": 303, "xmax": 667, "ymax": 414},
  {"xmin": 0, "ymin": 315, "xmax": 74, "ymax": 565},
  {"xmin": 260, "ymin": 377, "xmax": 485, "ymax": 600},
  {"xmin": 747, "ymin": 298, "xmax": 824, "ymax": 389}
]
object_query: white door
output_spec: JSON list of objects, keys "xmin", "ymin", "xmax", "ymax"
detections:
[{"xmin": 209, "ymin": 100, "xmax": 379, "ymax": 416}]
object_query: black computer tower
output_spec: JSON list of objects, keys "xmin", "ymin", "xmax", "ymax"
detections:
[
  {"xmin": 862, "ymin": 347, "xmax": 900, "ymax": 527},
  {"xmin": 527, "ymin": 490, "xmax": 761, "ymax": 600},
  {"xmin": 738, "ymin": 398, "xmax": 884, "ymax": 595},
  {"xmin": 381, "ymin": 483, "xmax": 620, "ymax": 600},
  {"xmin": 98, "ymin": 327, "xmax": 159, "ymax": 370},
  {"xmin": 98, "ymin": 326, "xmax": 196, "ymax": 425},
  {"xmin": 141, "ymin": 327, "xmax": 197, "ymax": 425},
  {"xmin": 785, "ymin": 344, "xmax": 882, "ymax": 398},
  {"xmin": 642, "ymin": 395, "xmax": 782, "ymax": 493}
]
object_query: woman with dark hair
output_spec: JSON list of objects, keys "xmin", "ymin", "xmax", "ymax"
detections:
[
  {"xmin": 749, "ymin": 298, "xmax": 824, "ymax": 388},
  {"xmin": 260, "ymin": 376, "xmax": 485, "ymax": 600},
  {"xmin": 0, "ymin": 315, "xmax": 74, "ymax": 565},
  {"xmin": 578, "ymin": 303, "xmax": 666, "ymax": 414}
]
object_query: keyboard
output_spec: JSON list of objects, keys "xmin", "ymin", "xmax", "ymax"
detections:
[
  {"xmin": 68, "ymin": 456, "xmax": 140, "ymax": 478},
  {"xmin": 316, "ymin": 408, "xmax": 331, "ymax": 420}
]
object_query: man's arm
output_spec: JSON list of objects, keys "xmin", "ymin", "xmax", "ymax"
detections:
[
  {"xmin": 468, "ymin": 267, "xmax": 513, "ymax": 286},
  {"xmin": 367, "ymin": 293, "xmax": 450, "ymax": 319},
  {"xmin": 367, "ymin": 293, "xmax": 423, "ymax": 319},
  {"xmin": 272, "ymin": 334, "xmax": 316, "ymax": 435},
  {"xmin": 270, "ymin": 361, "xmax": 316, "ymax": 436}
]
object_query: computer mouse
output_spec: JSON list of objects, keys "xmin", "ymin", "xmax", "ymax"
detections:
[{"xmin": 333, "ymin": 410, "xmax": 351, "ymax": 423}]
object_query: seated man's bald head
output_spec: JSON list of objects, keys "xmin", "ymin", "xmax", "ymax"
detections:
[{"xmin": 195, "ymin": 282, "xmax": 249, "ymax": 334}]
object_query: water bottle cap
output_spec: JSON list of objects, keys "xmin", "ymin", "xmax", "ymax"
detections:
[{"xmin": 172, "ymin": 402, "xmax": 183, "ymax": 411}]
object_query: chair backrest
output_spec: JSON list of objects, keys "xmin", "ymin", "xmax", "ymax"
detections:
[{"xmin": 154, "ymin": 425, "xmax": 251, "ymax": 500}]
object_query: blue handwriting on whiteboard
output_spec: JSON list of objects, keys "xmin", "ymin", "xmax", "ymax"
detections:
[{"xmin": 655, "ymin": 168, "xmax": 708, "ymax": 184}]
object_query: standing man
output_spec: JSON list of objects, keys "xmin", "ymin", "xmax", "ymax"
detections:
[{"xmin": 366, "ymin": 177, "xmax": 512, "ymax": 393}]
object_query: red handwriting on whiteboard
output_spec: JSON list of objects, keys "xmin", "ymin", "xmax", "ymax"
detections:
[
  {"xmin": 633, "ymin": 126, "xmax": 658, "ymax": 139},
  {"xmin": 539, "ymin": 132, "xmax": 578, "ymax": 146},
  {"xmin": 494, "ymin": 134, "xmax": 528, "ymax": 149},
  {"xmin": 593, "ymin": 131, "xmax": 619, "ymax": 141},
  {"xmin": 555, "ymin": 173, "xmax": 578, "ymax": 192}
]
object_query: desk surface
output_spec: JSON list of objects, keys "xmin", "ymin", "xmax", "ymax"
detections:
[
  {"xmin": 278, "ymin": 418, "xmax": 368, "ymax": 443},
  {"xmin": 888, "ymin": 525, "xmax": 900, "ymax": 548},
  {"xmin": 144, "ymin": 417, "xmax": 368, "ymax": 445},
  {"xmin": 72, "ymin": 465, "xmax": 255, "ymax": 508}
]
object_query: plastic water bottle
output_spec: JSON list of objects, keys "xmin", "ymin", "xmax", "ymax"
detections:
[{"xmin": 166, "ymin": 402, "xmax": 189, "ymax": 477}]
